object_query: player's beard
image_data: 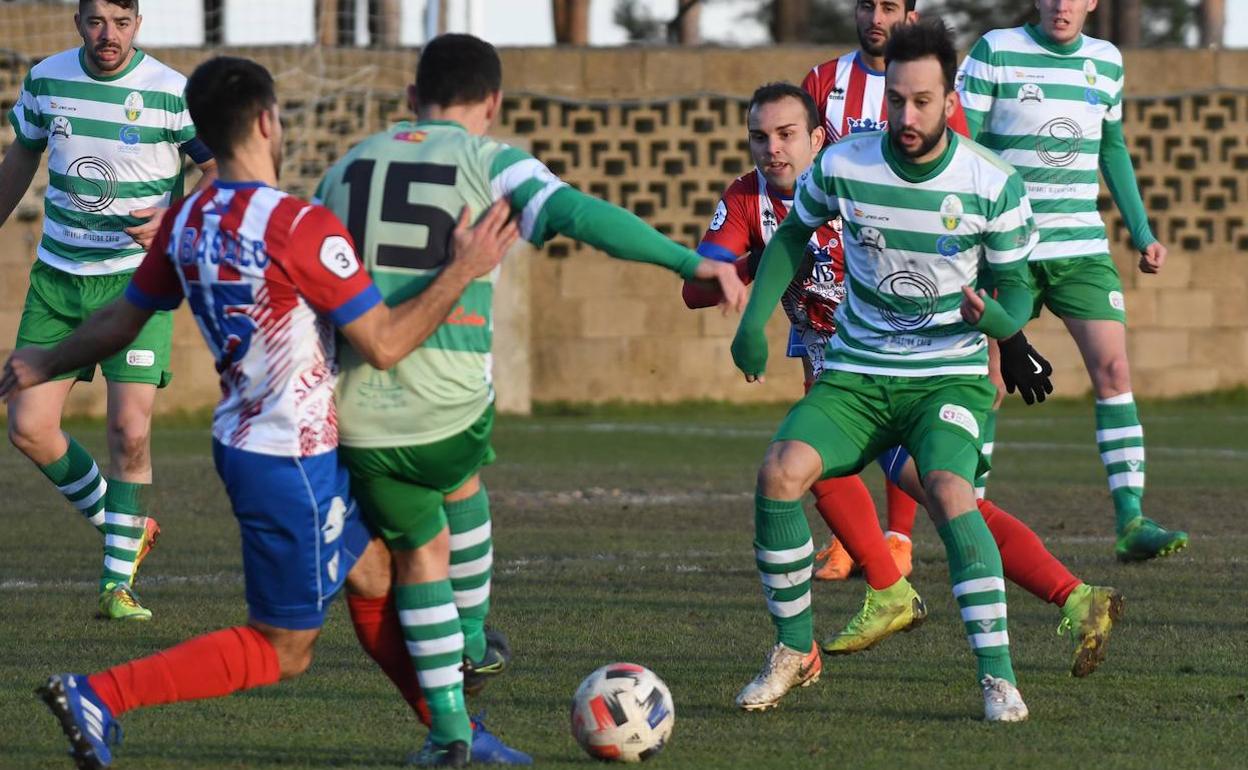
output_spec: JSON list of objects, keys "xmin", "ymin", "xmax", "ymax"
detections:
[
  {"xmin": 889, "ymin": 117, "xmax": 947, "ymax": 160},
  {"xmin": 85, "ymin": 42, "xmax": 130, "ymax": 74},
  {"xmin": 857, "ymin": 25, "xmax": 886, "ymax": 58}
]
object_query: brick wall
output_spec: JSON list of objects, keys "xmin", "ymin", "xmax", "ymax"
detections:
[{"xmin": 1, "ymin": 18, "xmax": 1244, "ymax": 411}]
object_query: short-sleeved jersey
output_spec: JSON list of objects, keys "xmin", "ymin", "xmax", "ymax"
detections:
[
  {"xmin": 697, "ymin": 169, "xmax": 845, "ymax": 359},
  {"xmin": 126, "ymin": 182, "xmax": 382, "ymax": 457},
  {"xmin": 802, "ymin": 50, "xmax": 970, "ymax": 146},
  {"xmin": 315, "ymin": 120, "xmax": 568, "ymax": 448},
  {"xmin": 792, "ymin": 131, "xmax": 1038, "ymax": 377},
  {"xmin": 8, "ymin": 48, "xmax": 199, "ymax": 276},
  {"xmin": 957, "ymin": 25, "xmax": 1124, "ymax": 262}
]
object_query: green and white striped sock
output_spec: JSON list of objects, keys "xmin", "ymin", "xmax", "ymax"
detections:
[
  {"xmin": 99, "ymin": 480, "xmax": 149, "ymax": 591},
  {"xmin": 1095, "ymin": 392, "xmax": 1146, "ymax": 533},
  {"xmin": 39, "ymin": 438, "xmax": 107, "ymax": 532},
  {"xmin": 974, "ymin": 410, "xmax": 996, "ymax": 500},
  {"xmin": 938, "ymin": 511, "xmax": 1015, "ymax": 684},
  {"xmin": 396, "ymin": 580, "xmax": 472, "ymax": 746},
  {"xmin": 754, "ymin": 494, "xmax": 814, "ymax": 652},
  {"xmin": 446, "ymin": 486, "xmax": 492, "ymax": 664}
]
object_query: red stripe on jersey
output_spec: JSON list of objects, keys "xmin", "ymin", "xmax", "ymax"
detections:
[
  {"xmin": 842, "ymin": 61, "xmax": 868, "ymax": 139},
  {"xmin": 215, "ymin": 187, "xmax": 259, "ymax": 282},
  {"xmin": 258, "ymin": 196, "xmax": 310, "ymax": 321}
]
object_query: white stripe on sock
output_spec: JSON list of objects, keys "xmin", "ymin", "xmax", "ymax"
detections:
[
  {"xmin": 1096, "ymin": 392, "xmax": 1135, "ymax": 406},
  {"xmin": 960, "ymin": 602, "xmax": 1008, "ymax": 622},
  {"xmin": 981, "ymin": 442, "xmax": 995, "ymax": 456},
  {"xmin": 1108, "ymin": 471, "xmax": 1146, "ymax": 491},
  {"xmin": 399, "ymin": 604, "xmax": 459, "ymax": 627},
  {"xmin": 755, "ymin": 540, "xmax": 814, "ymax": 565},
  {"xmin": 453, "ymin": 582, "xmax": 491, "ymax": 608},
  {"xmin": 1096, "ymin": 426, "xmax": 1143, "ymax": 443},
  {"xmin": 103, "ymin": 555, "xmax": 134, "ymax": 575},
  {"xmin": 1101, "ymin": 447, "xmax": 1146, "ymax": 465},
  {"xmin": 405, "ymin": 630, "xmax": 465, "ymax": 658},
  {"xmin": 766, "ymin": 592, "xmax": 811, "ymax": 619},
  {"xmin": 450, "ymin": 521, "xmax": 492, "ymax": 551},
  {"xmin": 57, "ymin": 463, "xmax": 100, "ymax": 496},
  {"xmin": 974, "ymin": 486, "xmax": 986, "ymax": 500},
  {"xmin": 87, "ymin": 512, "xmax": 106, "ymax": 529},
  {"xmin": 104, "ymin": 512, "xmax": 146, "ymax": 528},
  {"xmin": 952, "ymin": 576, "xmax": 1006, "ymax": 598},
  {"xmin": 449, "ymin": 551, "xmax": 493, "ymax": 580},
  {"xmin": 759, "ymin": 565, "xmax": 813, "ymax": 589},
  {"xmin": 74, "ymin": 484, "xmax": 106, "ymax": 511},
  {"xmin": 969, "ymin": 630, "xmax": 1010, "ymax": 649},
  {"xmin": 415, "ymin": 663, "xmax": 464, "ymax": 690},
  {"xmin": 105, "ymin": 534, "xmax": 143, "ymax": 552}
]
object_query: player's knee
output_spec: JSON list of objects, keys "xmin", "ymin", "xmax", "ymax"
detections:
[
  {"xmin": 106, "ymin": 415, "xmax": 150, "ymax": 467},
  {"xmin": 1097, "ymin": 356, "xmax": 1132, "ymax": 395},
  {"xmin": 757, "ymin": 443, "xmax": 820, "ymax": 499},
  {"xmin": 922, "ymin": 471, "xmax": 974, "ymax": 519},
  {"xmin": 7, "ymin": 407, "xmax": 52, "ymax": 458}
]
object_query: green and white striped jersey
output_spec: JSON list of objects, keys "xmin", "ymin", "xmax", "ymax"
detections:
[
  {"xmin": 792, "ymin": 131, "xmax": 1037, "ymax": 377},
  {"xmin": 316, "ymin": 120, "xmax": 568, "ymax": 448},
  {"xmin": 8, "ymin": 48, "xmax": 197, "ymax": 275},
  {"xmin": 957, "ymin": 25, "xmax": 1124, "ymax": 262}
]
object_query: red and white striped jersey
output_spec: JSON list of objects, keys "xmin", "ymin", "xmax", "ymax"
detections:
[
  {"xmin": 127, "ymin": 181, "xmax": 381, "ymax": 458},
  {"xmin": 802, "ymin": 50, "xmax": 969, "ymax": 145}
]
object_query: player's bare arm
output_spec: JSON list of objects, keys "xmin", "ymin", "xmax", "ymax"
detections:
[
  {"xmin": 340, "ymin": 199, "xmax": 518, "ymax": 370},
  {"xmin": 0, "ymin": 140, "xmax": 41, "ymax": 226},
  {"xmin": 0, "ymin": 298, "xmax": 154, "ymax": 400}
]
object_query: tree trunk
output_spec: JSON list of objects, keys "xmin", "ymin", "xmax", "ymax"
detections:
[
  {"xmin": 1092, "ymin": 0, "xmax": 1114, "ymax": 41},
  {"xmin": 772, "ymin": 0, "xmax": 811, "ymax": 43},
  {"xmin": 1116, "ymin": 0, "xmax": 1141, "ymax": 48},
  {"xmin": 675, "ymin": 1, "xmax": 701, "ymax": 45},
  {"xmin": 554, "ymin": 0, "xmax": 591, "ymax": 45},
  {"xmin": 374, "ymin": 0, "xmax": 401, "ymax": 47},
  {"xmin": 319, "ymin": 0, "xmax": 341, "ymax": 46},
  {"xmin": 1200, "ymin": 0, "xmax": 1225, "ymax": 48}
]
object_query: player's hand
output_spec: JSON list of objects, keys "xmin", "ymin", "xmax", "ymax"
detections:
[
  {"xmin": 1139, "ymin": 241, "xmax": 1166, "ymax": 274},
  {"xmin": 731, "ymin": 324, "xmax": 767, "ymax": 383},
  {"xmin": 125, "ymin": 207, "xmax": 167, "ymax": 249},
  {"xmin": 447, "ymin": 201, "xmax": 519, "ymax": 281},
  {"xmin": 960, "ymin": 286, "xmax": 987, "ymax": 325},
  {"xmin": 997, "ymin": 331, "xmax": 1053, "ymax": 405},
  {"xmin": 691, "ymin": 259, "xmax": 748, "ymax": 314},
  {"xmin": 0, "ymin": 348, "xmax": 56, "ymax": 402}
]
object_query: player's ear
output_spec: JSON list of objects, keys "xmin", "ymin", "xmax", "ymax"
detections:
[
  {"xmin": 1086, "ymin": 0, "xmax": 1099, "ymax": 12},
  {"xmin": 484, "ymin": 90, "xmax": 503, "ymax": 124},
  {"xmin": 944, "ymin": 88, "xmax": 957, "ymax": 119},
  {"xmin": 406, "ymin": 84, "xmax": 419, "ymax": 115},
  {"xmin": 810, "ymin": 125, "xmax": 826, "ymax": 152}
]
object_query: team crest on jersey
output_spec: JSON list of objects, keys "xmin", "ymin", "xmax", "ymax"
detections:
[
  {"xmin": 1018, "ymin": 84, "xmax": 1044, "ymax": 103},
  {"xmin": 940, "ymin": 194, "xmax": 963, "ymax": 231},
  {"xmin": 1082, "ymin": 59, "xmax": 1098, "ymax": 85},
  {"xmin": 709, "ymin": 200, "xmax": 728, "ymax": 231},
  {"xmin": 847, "ymin": 116, "xmax": 886, "ymax": 134},
  {"xmin": 124, "ymin": 91, "xmax": 143, "ymax": 122},
  {"xmin": 858, "ymin": 227, "xmax": 886, "ymax": 260},
  {"xmin": 50, "ymin": 116, "xmax": 72, "ymax": 140},
  {"xmin": 393, "ymin": 130, "xmax": 428, "ymax": 143}
]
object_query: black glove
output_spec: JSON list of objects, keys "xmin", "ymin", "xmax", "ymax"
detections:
[{"xmin": 998, "ymin": 331, "xmax": 1053, "ymax": 405}]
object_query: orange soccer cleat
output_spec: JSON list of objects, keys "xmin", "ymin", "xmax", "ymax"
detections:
[{"xmin": 814, "ymin": 538, "xmax": 856, "ymax": 581}]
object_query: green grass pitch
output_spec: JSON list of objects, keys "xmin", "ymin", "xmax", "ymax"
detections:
[{"xmin": 1, "ymin": 395, "xmax": 1245, "ymax": 769}]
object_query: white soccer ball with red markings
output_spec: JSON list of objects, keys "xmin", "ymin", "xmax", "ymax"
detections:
[{"xmin": 570, "ymin": 663, "xmax": 675, "ymax": 762}]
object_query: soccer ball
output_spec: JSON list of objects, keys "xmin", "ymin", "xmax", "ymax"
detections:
[{"xmin": 570, "ymin": 663, "xmax": 675, "ymax": 762}]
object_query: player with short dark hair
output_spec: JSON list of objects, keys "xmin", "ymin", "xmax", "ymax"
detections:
[
  {"xmin": 6, "ymin": 55, "xmax": 521, "ymax": 770},
  {"xmin": 0, "ymin": 0, "xmax": 216, "ymax": 621}
]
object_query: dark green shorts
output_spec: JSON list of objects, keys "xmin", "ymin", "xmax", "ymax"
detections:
[
  {"xmin": 16, "ymin": 260, "xmax": 172, "ymax": 387},
  {"xmin": 774, "ymin": 369, "xmax": 994, "ymax": 484},
  {"xmin": 340, "ymin": 404, "xmax": 496, "ymax": 550},
  {"xmin": 1030, "ymin": 254, "xmax": 1126, "ymax": 323}
]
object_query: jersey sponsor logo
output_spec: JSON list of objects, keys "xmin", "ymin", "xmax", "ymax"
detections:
[
  {"xmin": 1036, "ymin": 118, "xmax": 1083, "ymax": 168},
  {"xmin": 1018, "ymin": 84, "xmax": 1044, "ymax": 103},
  {"xmin": 177, "ymin": 226, "xmax": 273, "ymax": 270},
  {"xmin": 877, "ymin": 270, "xmax": 939, "ymax": 331},
  {"xmin": 447, "ymin": 305, "xmax": 487, "ymax": 327},
  {"xmin": 1082, "ymin": 59, "xmax": 1098, "ymax": 86},
  {"xmin": 940, "ymin": 194, "xmax": 963, "ymax": 231},
  {"xmin": 938, "ymin": 404, "xmax": 981, "ymax": 439},
  {"xmin": 936, "ymin": 234, "xmax": 960, "ymax": 258},
  {"xmin": 65, "ymin": 156, "xmax": 119, "ymax": 212},
  {"xmin": 124, "ymin": 91, "xmax": 144, "ymax": 122},
  {"xmin": 393, "ymin": 129, "xmax": 428, "ymax": 143},
  {"xmin": 847, "ymin": 116, "xmax": 886, "ymax": 134},
  {"xmin": 709, "ymin": 200, "xmax": 728, "ymax": 231},
  {"xmin": 858, "ymin": 226, "xmax": 886, "ymax": 260},
  {"xmin": 50, "ymin": 116, "xmax": 73, "ymax": 140},
  {"xmin": 828, "ymin": 85, "xmax": 846, "ymax": 100},
  {"xmin": 125, "ymin": 349, "xmax": 155, "ymax": 367},
  {"xmin": 319, "ymin": 235, "xmax": 360, "ymax": 279},
  {"xmin": 1084, "ymin": 88, "xmax": 1101, "ymax": 107},
  {"xmin": 46, "ymin": 99, "xmax": 77, "ymax": 113},
  {"xmin": 1108, "ymin": 290, "xmax": 1125, "ymax": 311},
  {"xmin": 119, "ymin": 124, "xmax": 141, "ymax": 145}
]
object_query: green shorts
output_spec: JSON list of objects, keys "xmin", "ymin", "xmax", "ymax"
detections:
[
  {"xmin": 1030, "ymin": 254, "xmax": 1126, "ymax": 324},
  {"xmin": 16, "ymin": 260, "xmax": 173, "ymax": 387},
  {"xmin": 340, "ymin": 404, "xmax": 496, "ymax": 550},
  {"xmin": 774, "ymin": 369, "xmax": 994, "ymax": 485}
]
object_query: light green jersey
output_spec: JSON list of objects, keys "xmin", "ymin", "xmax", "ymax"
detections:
[
  {"xmin": 8, "ymin": 48, "xmax": 197, "ymax": 275},
  {"xmin": 793, "ymin": 131, "xmax": 1037, "ymax": 377},
  {"xmin": 957, "ymin": 25, "xmax": 1125, "ymax": 262},
  {"xmin": 316, "ymin": 120, "xmax": 568, "ymax": 448}
]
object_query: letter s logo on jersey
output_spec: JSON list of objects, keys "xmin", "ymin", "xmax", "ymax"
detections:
[
  {"xmin": 938, "ymin": 404, "xmax": 980, "ymax": 439},
  {"xmin": 319, "ymin": 235, "xmax": 360, "ymax": 279}
]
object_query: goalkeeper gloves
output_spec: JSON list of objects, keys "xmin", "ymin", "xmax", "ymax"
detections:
[{"xmin": 998, "ymin": 331, "xmax": 1053, "ymax": 405}]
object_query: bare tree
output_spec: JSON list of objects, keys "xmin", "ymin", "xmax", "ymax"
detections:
[
  {"xmin": 1200, "ymin": 0, "xmax": 1225, "ymax": 47},
  {"xmin": 772, "ymin": 0, "xmax": 812, "ymax": 43},
  {"xmin": 674, "ymin": 0, "xmax": 702, "ymax": 45},
  {"xmin": 554, "ymin": 0, "xmax": 592, "ymax": 45}
]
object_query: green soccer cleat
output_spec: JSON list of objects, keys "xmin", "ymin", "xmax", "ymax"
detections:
[
  {"xmin": 1115, "ymin": 516, "xmax": 1188, "ymax": 562},
  {"xmin": 463, "ymin": 628, "xmax": 511, "ymax": 697},
  {"xmin": 822, "ymin": 579, "xmax": 927, "ymax": 655},
  {"xmin": 1058, "ymin": 584, "xmax": 1125, "ymax": 677},
  {"xmin": 98, "ymin": 583, "xmax": 152, "ymax": 622}
]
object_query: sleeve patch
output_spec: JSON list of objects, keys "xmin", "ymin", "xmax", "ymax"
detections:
[
  {"xmin": 319, "ymin": 235, "xmax": 360, "ymax": 279},
  {"xmin": 709, "ymin": 200, "xmax": 728, "ymax": 231}
]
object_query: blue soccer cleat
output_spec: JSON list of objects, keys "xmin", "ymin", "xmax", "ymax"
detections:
[
  {"xmin": 407, "ymin": 715, "xmax": 532, "ymax": 766},
  {"xmin": 36, "ymin": 673, "xmax": 122, "ymax": 769}
]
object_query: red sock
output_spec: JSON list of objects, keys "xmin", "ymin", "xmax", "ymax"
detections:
[
  {"xmin": 884, "ymin": 479, "xmax": 918, "ymax": 538},
  {"xmin": 88, "ymin": 626, "xmax": 280, "ymax": 717},
  {"xmin": 812, "ymin": 474, "xmax": 902, "ymax": 590},
  {"xmin": 347, "ymin": 593, "xmax": 432, "ymax": 727},
  {"xmin": 979, "ymin": 498, "xmax": 1081, "ymax": 606}
]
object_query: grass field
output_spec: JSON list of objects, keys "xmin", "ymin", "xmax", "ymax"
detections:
[{"xmin": 2, "ymin": 395, "xmax": 1246, "ymax": 769}]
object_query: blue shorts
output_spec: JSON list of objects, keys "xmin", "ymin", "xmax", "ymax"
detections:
[{"xmin": 213, "ymin": 442, "xmax": 372, "ymax": 630}]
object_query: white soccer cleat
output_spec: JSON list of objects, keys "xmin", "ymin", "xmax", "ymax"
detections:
[
  {"xmin": 981, "ymin": 675, "xmax": 1029, "ymax": 722},
  {"xmin": 735, "ymin": 642, "xmax": 821, "ymax": 711}
]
